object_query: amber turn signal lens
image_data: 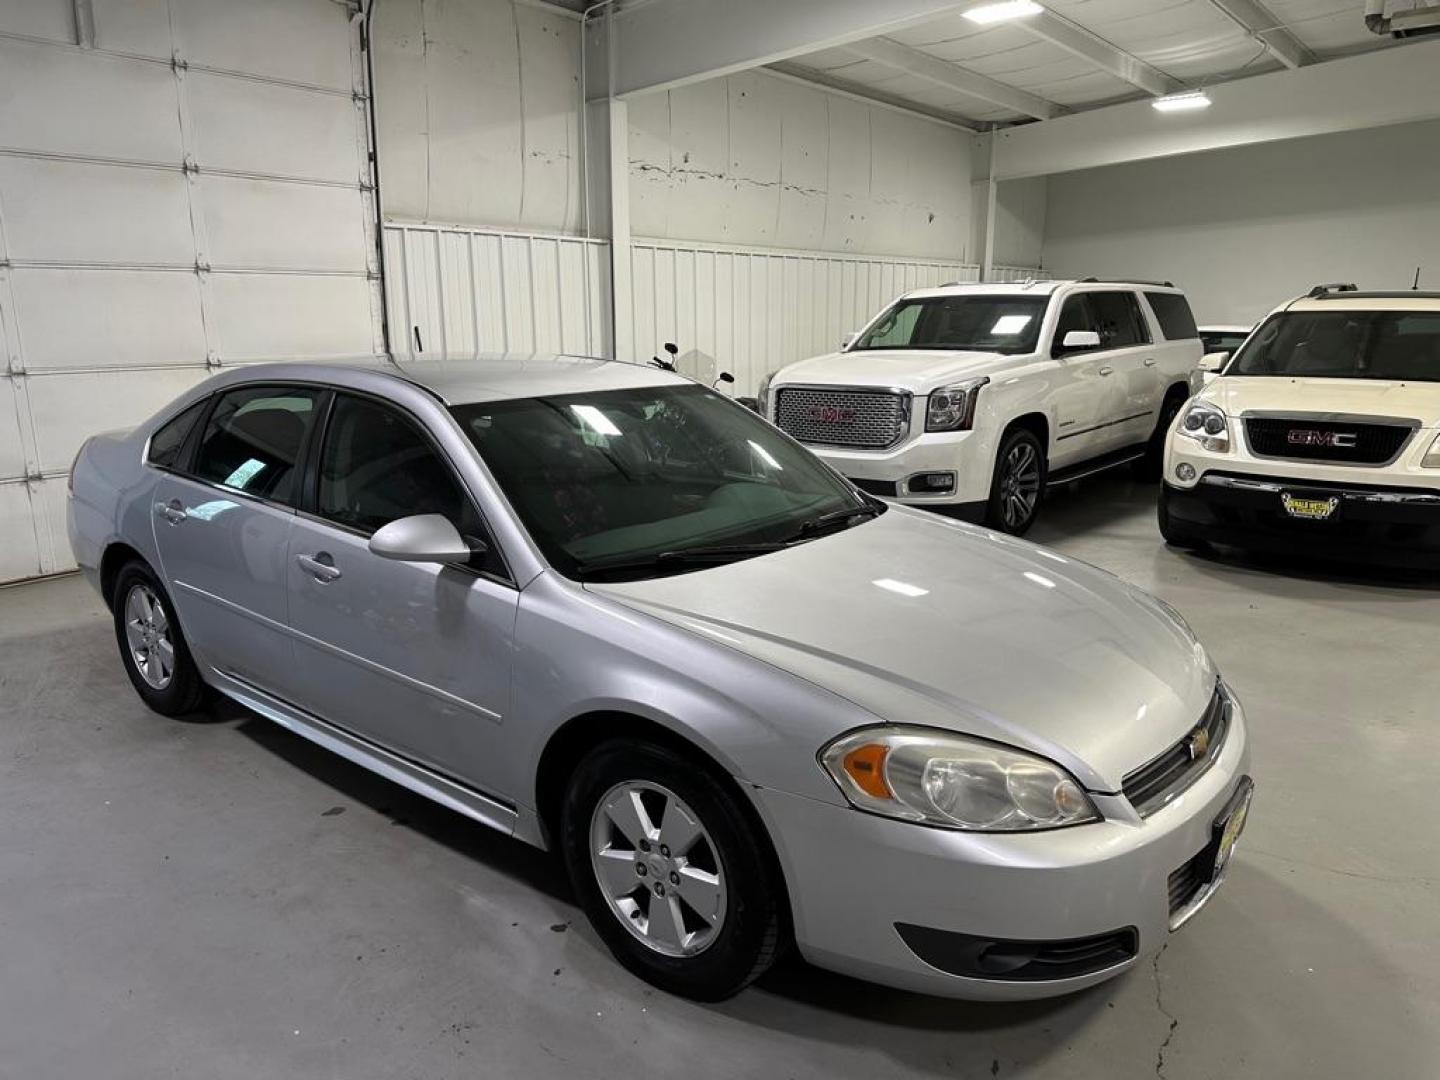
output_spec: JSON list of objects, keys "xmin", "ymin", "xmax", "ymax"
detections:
[{"xmin": 842, "ymin": 744, "xmax": 892, "ymax": 799}]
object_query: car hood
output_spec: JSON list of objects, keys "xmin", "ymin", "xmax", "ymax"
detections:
[
  {"xmin": 588, "ymin": 508, "xmax": 1215, "ymax": 792},
  {"xmin": 774, "ymin": 349, "xmax": 1017, "ymax": 395},
  {"xmin": 1204, "ymin": 376, "xmax": 1440, "ymax": 426}
]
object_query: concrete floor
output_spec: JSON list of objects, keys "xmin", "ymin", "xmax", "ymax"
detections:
[{"xmin": 2, "ymin": 472, "xmax": 1438, "ymax": 1079}]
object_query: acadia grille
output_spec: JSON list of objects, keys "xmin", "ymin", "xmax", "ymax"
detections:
[
  {"xmin": 1123, "ymin": 687, "xmax": 1228, "ymax": 817},
  {"xmin": 1244, "ymin": 416, "xmax": 1413, "ymax": 465},
  {"xmin": 774, "ymin": 387, "xmax": 910, "ymax": 450}
]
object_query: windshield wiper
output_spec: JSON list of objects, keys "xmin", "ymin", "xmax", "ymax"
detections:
[
  {"xmin": 575, "ymin": 542, "xmax": 789, "ymax": 578},
  {"xmin": 788, "ymin": 501, "xmax": 884, "ymax": 541}
]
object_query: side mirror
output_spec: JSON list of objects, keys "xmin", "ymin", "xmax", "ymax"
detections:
[
  {"xmin": 664, "ymin": 342, "xmax": 679, "ymax": 357},
  {"xmin": 716, "ymin": 371, "xmax": 735, "ymax": 384},
  {"xmin": 369, "ymin": 514, "xmax": 476, "ymax": 564},
  {"xmin": 840, "ymin": 332, "xmax": 858, "ymax": 350},
  {"xmin": 1059, "ymin": 329, "xmax": 1101, "ymax": 352},
  {"xmin": 1199, "ymin": 350, "xmax": 1230, "ymax": 372}
]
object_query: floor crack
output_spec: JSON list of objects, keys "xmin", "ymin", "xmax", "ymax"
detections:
[{"xmin": 1152, "ymin": 943, "xmax": 1179, "ymax": 1079}]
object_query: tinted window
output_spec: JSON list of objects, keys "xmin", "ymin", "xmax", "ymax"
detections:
[
  {"xmin": 854, "ymin": 296, "xmax": 1048, "ymax": 355},
  {"xmin": 1232, "ymin": 311, "xmax": 1440, "ymax": 382},
  {"xmin": 1089, "ymin": 291, "xmax": 1150, "ymax": 348},
  {"xmin": 1146, "ymin": 292, "xmax": 1199, "ymax": 340},
  {"xmin": 146, "ymin": 399, "xmax": 208, "ymax": 469},
  {"xmin": 318, "ymin": 394, "xmax": 487, "ymax": 541},
  {"xmin": 1053, "ymin": 294, "xmax": 1097, "ymax": 353},
  {"xmin": 1200, "ymin": 331, "xmax": 1249, "ymax": 354},
  {"xmin": 192, "ymin": 386, "xmax": 322, "ymax": 505}
]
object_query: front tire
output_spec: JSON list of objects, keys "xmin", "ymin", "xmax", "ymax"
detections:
[
  {"xmin": 1136, "ymin": 390, "xmax": 1187, "ymax": 480},
  {"xmin": 112, "ymin": 561, "xmax": 205, "ymax": 717},
  {"xmin": 560, "ymin": 739, "xmax": 781, "ymax": 1001},
  {"xmin": 985, "ymin": 427, "xmax": 1047, "ymax": 535}
]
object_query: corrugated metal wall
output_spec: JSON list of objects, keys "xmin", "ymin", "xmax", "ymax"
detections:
[{"xmin": 0, "ymin": 0, "xmax": 382, "ymax": 583}]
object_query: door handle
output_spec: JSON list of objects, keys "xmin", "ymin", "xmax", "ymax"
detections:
[
  {"xmin": 296, "ymin": 553, "xmax": 342, "ymax": 583},
  {"xmin": 1098, "ymin": 366, "xmax": 1115, "ymax": 376},
  {"xmin": 154, "ymin": 500, "xmax": 187, "ymax": 525},
  {"xmin": 1143, "ymin": 358, "xmax": 1157, "ymax": 367}
]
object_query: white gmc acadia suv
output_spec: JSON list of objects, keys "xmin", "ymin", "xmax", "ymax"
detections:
[
  {"xmin": 759, "ymin": 280, "xmax": 1203, "ymax": 534},
  {"xmin": 1161, "ymin": 284, "xmax": 1440, "ymax": 568}
]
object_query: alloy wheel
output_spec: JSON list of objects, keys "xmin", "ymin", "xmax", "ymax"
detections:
[
  {"xmin": 124, "ymin": 583, "xmax": 174, "ymax": 690},
  {"xmin": 589, "ymin": 780, "xmax": 727, "ymax": 957},
  {"xmin": 999, "ymin": 441, "xmax": 1042, "ymax": 529}
]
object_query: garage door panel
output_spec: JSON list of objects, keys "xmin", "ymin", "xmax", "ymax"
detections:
[
  {"xmin": 201, "ymin": 176, "xmax": 367, "ymax": 272},
  {"xmin": 0, "ymin": 39, "xmax": 182, "ymax": 162},
  {"xmin": 30, "ymin": 474, "xmax": 74, "ymax": 575},
  {"xmin": 0, "ymin": 483, "xmax": 43, "ymax": 584},
  {"xmin": 0, "ymin": 0, "xmax": 74, "ymax": 43},
  {"xmin": 12, "ymin": 270, "xmax": 206, "ymax": 371},
  {"xmin": 186, "ymin": 73, "xmax": 359, "ymax": 182},
  {"xmin": 0, "ymin": 158, "xmax": 193, "ymax": 265},
  {"xmin": 211, "ymin": 274, "xmax": 373, "ymax": 361},
  {"xmin": 174, "ymin": 0, "xmax": 354, "ymax": 92},
  {"xmin": 27, "ymin": 366, "xmax": 204, "ymax": 473},
  {"xmin": 91, "ymin": 0, "xmax": 173, "ymax": 59},
  {"xmin": 0, "ymin": 378, "xmax": 26, "ymax": 480}
]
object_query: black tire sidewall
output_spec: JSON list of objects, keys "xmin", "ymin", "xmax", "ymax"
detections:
[
  {"xmin": 1139, "ymin": 391, "xmax": 1186, "ymax": 479},
  {"xmin": 112, "ymin": 562, "xmax": 205, "ymax": 716},
  {"xmin": 560, "ymin": 739, "xmax": 780, "ymax": 1001},
  {"xmin": 987, "ymin": 427, "xmax": 1047, "ymax": 535}
]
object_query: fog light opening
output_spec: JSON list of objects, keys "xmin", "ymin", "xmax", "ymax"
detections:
[
  {"xmin": 1175, "ymin": 463, "xmax": 1196, "ymax": 482},
  {"xmin": 908, "ymin": 471, "xmax": 957, "ymax": 495}
]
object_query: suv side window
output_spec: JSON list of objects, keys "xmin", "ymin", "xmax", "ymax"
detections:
[
  {"xmin": 146, "ymin": 399, "xmax": 209, "ymax": 469},
  {"xmin": 1089, "ymin": 291, "xmax": 1150, "ymax": 348},
  {"xmin": 191, "ymin": 386, "xmax": 324, "ymax": 506},
  {"xmin": 316, "ymin": 394, "xmax": 503, "ymax": 576},
  {"xmin": 1145, "ymin": 291, "xmax": 1199, "ymax": 340},
  {"xmin": 1052, "ymin": 294, "xmax": 1098, "ymax": 355}
]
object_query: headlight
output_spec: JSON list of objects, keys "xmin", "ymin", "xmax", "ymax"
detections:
[
  {"xmin": 925, "ymin": 377, "xmax": 989, "ymax": 432},
  {"xmin": 1177, "ymin": 400, "xmax": 1230, "ymax": 453},
  {"xmin": 756, "ymin": 371, "xmax": 776, "ymax": 418},
  {"xmin": 820, "ymin": 727, "xmax": 1099, "ymax": 831},
  {"xmin": 1423, "ymin": 432, "xmax": 1440, "ymax": 468}
]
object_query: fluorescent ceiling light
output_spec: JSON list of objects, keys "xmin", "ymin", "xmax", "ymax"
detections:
[
  {"xmin": 963, "ymin": 1, "xmax": 1043, "ymax": 25},
  {"xmin": 1152, "ymin": 90, "xmax": 1211, "ymax": 113}
]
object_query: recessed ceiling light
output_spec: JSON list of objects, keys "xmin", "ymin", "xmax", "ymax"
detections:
[
  {"xmin": 1152, "ymin": 90, "xmax": 1212, "ymax": 113},
  {"xmin": 963, "ymin": 1, "xmax": 1043, "ymax": 26}
]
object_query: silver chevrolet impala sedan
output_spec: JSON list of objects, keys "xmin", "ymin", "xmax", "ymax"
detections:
[{"xmin": 68, "ymin": 355, "xmax": 1253, "ymax": 1001}]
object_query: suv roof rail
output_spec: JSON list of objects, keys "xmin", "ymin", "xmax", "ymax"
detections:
[
  {"xmin": 1306, "ymin": 289, "xmax": 1440, "ymax": 301},
  {"xmin": 1075, "ymin": 276, "xmax": 1175, "ymax": 288},
  {"xmin": 1306, "ymin": 282, "xmax": 1358, "ymax": 298}
]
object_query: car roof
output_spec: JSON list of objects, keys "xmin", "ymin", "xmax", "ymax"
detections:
[
  {"xmin": 902, "ymin": 279, "xmax": 1183, "ymax": 301},
  {"xmin": 1285, "ymin": 295, "xmax": 1440, "ymax": 313}
]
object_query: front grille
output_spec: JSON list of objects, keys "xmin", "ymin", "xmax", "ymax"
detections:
[
  {"xmin": 1123, "ymin": 687, "xmax": 1228, "ymax": 817},
  {"xmin": 774, "ymin": 387, "xmax": 910, "ymax": 449},
  {"xmin": 1243, "ymin": 416, "xmax": 1414, "ymax": 465},
  {"xmin": 1168, "ymin": 847, "xmax": 1209, "ymax": 916}
]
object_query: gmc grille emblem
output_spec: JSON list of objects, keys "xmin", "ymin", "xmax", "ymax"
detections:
[
  {"xmin": 808, "ymin": 404, "xmax": 857, "ymax": 425},
  {"xmin": 1287, "ymin": 429, "xmax": 1357, "ymax": 448}
]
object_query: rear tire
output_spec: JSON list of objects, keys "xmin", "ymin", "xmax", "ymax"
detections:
[
  {"xmin": 560, "ymin": 739, "xmax": 781, "ymax": 1001},
  {"xmin": 111, "ymin": 561, "xmax": 206, "ymax": 717},
  {"xmin": 985, "ymin": 427, "xmax": 1047, "ymax": 536}
]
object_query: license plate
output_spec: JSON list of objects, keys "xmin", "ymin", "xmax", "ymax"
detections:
[
  {"xmin": 1208, "ymin": 777, "xmax": 1254, "ymax": 883},
  {"xmin": 1281, "ymin": 492, "xmax": 1340, "ymax": 521}
]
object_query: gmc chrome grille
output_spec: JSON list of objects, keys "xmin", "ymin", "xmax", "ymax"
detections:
[
  {"xmin": 774, "ymin": 387, "xmax": 910, "ymax": 450},
  {"xmin": 1123, "ymin": 687, "xmax": 1229, "ymax": 818},
  {"xmin": 1244, "ymin": 416, "xmax": 1414, "ymax": 466}
]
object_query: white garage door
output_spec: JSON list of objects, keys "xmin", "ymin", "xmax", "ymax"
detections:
[{"xmin": 0, "ymin": 0, "xmax": 383, "ymax": 583}]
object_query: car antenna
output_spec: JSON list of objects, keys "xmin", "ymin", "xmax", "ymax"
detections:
[{"xmin": 1414, "ymin": 266, "xmax": 1423, "ymax": 290}]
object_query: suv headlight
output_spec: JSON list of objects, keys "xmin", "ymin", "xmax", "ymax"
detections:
[
  {"xmin": 926, "ymin": 377, "xmax": 989, "ymax": 432},
  {"xmin": 820, "ymin": 727, "xmax": 1099, "ymax": 831},
  {"xmin": 1177, "ymin": 400, "xmax": 1230, "ymax": 453},
  {"xmin": 756, "ymin": 372, "xmax": 776, "ymax": 418},
  {"xmin": 1423, "ymin": 432, "xmax": 1440, "ymax": 468}
]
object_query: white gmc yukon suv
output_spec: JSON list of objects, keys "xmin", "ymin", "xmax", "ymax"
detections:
[
  {"xmin": 759, "ymin": 280, "xmax": 1202, "ymax": 534},
  {"xmin": 1161, "ymin": 284, "xmax": 1440, "ymax": 568}
]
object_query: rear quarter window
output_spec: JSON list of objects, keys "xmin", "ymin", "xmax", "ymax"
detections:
[
  {"xmin": 1145, "ymin": 292, "xmax": 1199, "ymax": 341},
  {"xmin": 146, "ymin": 399, "xmax": 209, "ymax": 469}
]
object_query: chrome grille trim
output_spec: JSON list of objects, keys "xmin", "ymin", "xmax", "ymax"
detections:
[
  {"xmin": 773, "ymin": 385, "xmax": 912, "ymax": 450},
  {"xmin": 1123, "ymin": 685, "xmax": 1229, "ymax": 818}
]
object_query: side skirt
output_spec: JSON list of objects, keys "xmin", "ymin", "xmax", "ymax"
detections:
[{"xmin": 1048, "ymin": 444, "xmax": 1147, "ymax": 487}]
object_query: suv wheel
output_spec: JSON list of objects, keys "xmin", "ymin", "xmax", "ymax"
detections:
[
  {"xmin": 112, "ymin": 561, "xmax": 206, "ymax": 716},
  {"xmin": 1136, "ymin": 390, "xmax": 1187, "ymax": 480},
  {"xmin": 560, "ymin": 739, "xmax": 781, "ymax": 1001},
  {"xmin": 986, "ymin": 427, "xmax": 1046, "ymax": 535}
]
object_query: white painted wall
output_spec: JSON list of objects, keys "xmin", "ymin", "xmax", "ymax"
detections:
[
  {"xmin": 1043, "ymin": 119, "xmax": 1440, "ymax": 325},
  {"xmin": 628, "ymin": 70, "xmax": 973, "ymax": 259}
]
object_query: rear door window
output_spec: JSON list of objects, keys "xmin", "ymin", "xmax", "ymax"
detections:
[
  {"xmin": 191, "ymin": 386, "xmax": 324, "ymax": 507},
  {"xmin": 1089, "ymin": 291, "xmax": 1150, "ymax": 348},
  {"xmin": 1145, "ymin": 292, "xmax": 1199, "ymax": 340}
]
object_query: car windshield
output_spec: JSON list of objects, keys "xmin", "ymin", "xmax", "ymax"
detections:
[
  {"xmin": 852, "ymin": 295, "xmax": 1048, "ymax": 354},
  {"xmin": 1230, "ymin": 310, "xmax": 1440, "ymax": 381},
  {"xmin": 451, "ymin": 384, "xmax": 877, "ymax": 580}
]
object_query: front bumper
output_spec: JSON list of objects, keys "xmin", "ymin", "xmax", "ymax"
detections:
[
  {"xmin": 1163, "ymin": 474, "xmax": 1440, "ymax": 567},
  {"xmin": 752, "ymin": 698, "xmax": 1251, "ymax": 1000},
  {"xmin": 799, "ymin": 428, "xmax": 999, "ymax": 510}
]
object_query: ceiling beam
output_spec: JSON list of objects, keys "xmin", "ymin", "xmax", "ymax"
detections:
[
  {"xmin": 1019, "ymin": 9, "xmax": 1184, "ymax": 98},
  {"xmin": 1206, "ymin": 0, "xmax": 1316, "ymax": 69},
  {"xmin": 583, "ymin": 0, "xmax": 975, "ymax": 100},
  {"xmin": 766, "ymin": 61, "xmax": 980, "ymax": 131},
  {"xmin": 846, "ymin": 36, "xmax": 1061, "ymax": 121}
]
